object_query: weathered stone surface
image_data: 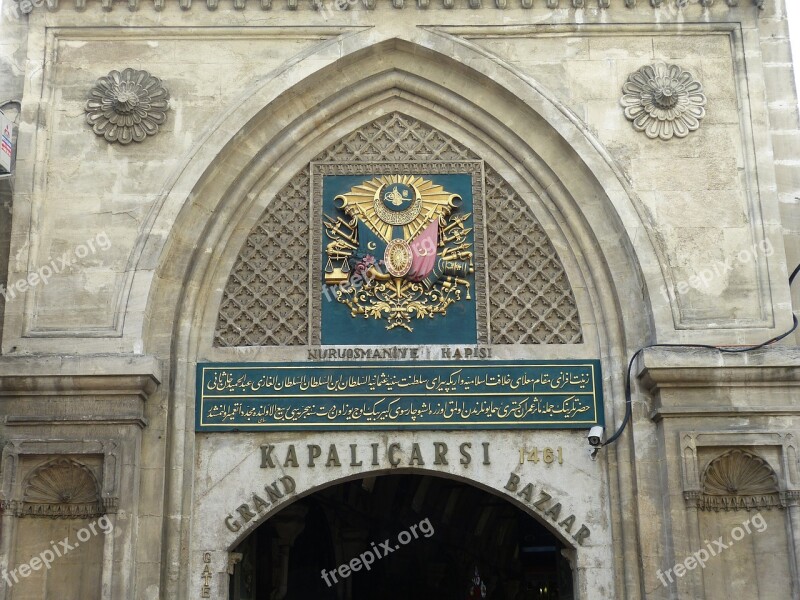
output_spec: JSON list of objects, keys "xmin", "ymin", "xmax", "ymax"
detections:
[{"xmin": 0, "ymin": 1, "xmax": 798, "ymax": 599}]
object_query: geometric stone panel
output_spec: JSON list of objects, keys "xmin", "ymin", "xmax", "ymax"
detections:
[
  {"xmin": 485, "ymin": 167, "xmax": 582, "ymax": 344},
  {"xmin": 214, "ymin": 170, "xmax": 311, "ymax": 347},
  {"xmin": 316, "ymin": 112, "xmax": 475, "ymax": 163}
]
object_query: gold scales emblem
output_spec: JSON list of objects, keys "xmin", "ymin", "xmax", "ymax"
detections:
[{"xmin": 324, "ymin": 175, "xmax": 474, "ymax": 331}]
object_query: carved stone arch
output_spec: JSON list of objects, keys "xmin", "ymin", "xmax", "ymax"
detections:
[
  {"xmin": 699, "ymin": 448, "xmax": 782, "ymax": 512},
  {"xmin": 213, "ymin": 112, "xmax": 583, "ymax": 347},
  {"xmin": 20, "ymin": 457, "xmax": 105, "ymax": 519},
  {"xmin": 222, "ymin": 468, "xmax": 583, "ymax": 554},
  {"xmin": 148, "ymin": 36, "xmax": 659, "ymax": 598}
]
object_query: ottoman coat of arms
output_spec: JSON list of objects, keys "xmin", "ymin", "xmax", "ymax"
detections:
[{"xmin": 323, "ymin": 175, "xmax": 474, "ymax": 332}]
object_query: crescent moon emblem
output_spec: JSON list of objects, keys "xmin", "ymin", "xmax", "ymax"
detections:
[{"xmin": 367, "ymin": 241, "xmax": 377, "ymax": 250}]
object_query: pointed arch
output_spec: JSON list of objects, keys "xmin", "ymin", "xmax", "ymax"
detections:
[{"xmin": 140, "ymin": 34, "xmax": 664, "ymax": 599}]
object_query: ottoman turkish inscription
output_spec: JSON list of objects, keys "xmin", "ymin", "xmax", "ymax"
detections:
[{"xmin": 195, "ymin": 361, "xmax": 603, "ymax": 431}]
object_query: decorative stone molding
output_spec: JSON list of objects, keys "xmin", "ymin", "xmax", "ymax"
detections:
[
  {"xmin": 698, "ymin": 449, "xmax": 781, "ymax": 511},
  {"xmin": 638, "ymin": 347, "xmax": 800, "ymax": 420},
  {"xmin": 0, "ymin": 354, "xmax": 161, "ymax": 428},
  {"xmin": 679, "ymin": 432, "xmax": 800, "ymax": 513},
  {"xmin": 783, "ymin": 490, "xmax": 800, "ymax": 508},
  {"xmin": 23, "ymin": 0, "xmax": 767, "ymax": 11},
  {"xmin": 620, "ymin": 62, "xmax": 706, "ymax": 141},
  {"xmin": 85, "ymin": 68, "xmax": 169, "ymax": 145}
]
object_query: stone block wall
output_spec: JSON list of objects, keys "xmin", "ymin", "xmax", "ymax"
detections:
[
  {"xmin": 0, "ymin": 2, "xmax": 798, "ymax": 600},
  {"xmin": 0, "ymin": 2, "xmax": 792, "ymax": 353}
]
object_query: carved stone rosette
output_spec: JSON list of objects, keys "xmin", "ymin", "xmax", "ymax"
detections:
[
  {"xmin": 620, "ymin": 62, "xmax": 706, "ymax": 141},
  {"xmin": 85, "ymin": 68, "xmax": 169, "ymax": 145}
]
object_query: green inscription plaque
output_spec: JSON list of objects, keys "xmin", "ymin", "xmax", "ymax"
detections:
[{"xmin": 196, "ymin": 360, "xmax": 603, "ymax": 431}]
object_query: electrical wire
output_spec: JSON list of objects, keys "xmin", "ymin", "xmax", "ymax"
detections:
[{"xmin": 602, "ymin": 261, "xmax": 800, "ymax": 447}]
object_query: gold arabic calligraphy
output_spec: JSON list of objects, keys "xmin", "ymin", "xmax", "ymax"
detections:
[
  {"xmin": 200, "ymin": 367, "xmax": 598, "ymax": 426},
  {"xmin": 205, "ymin": 369, "xmax": 593, "ymax": 395},
  {"xmin": 205, "ymin": 396, "xmax": 592, "ymax": 424}
]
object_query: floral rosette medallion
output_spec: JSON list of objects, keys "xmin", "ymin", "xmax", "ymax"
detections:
[
  {"xmin": 85, "ymin": 68, "xmax": 169, "ymax": 145},
  {"xmin": 620, "ymin": 62, "xmax": 706, "ymax": 141}
]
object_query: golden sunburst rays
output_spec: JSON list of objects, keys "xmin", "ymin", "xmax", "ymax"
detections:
[{"xmin": 334, "ymin": 175, "xmax": 460, "ymax": 243}]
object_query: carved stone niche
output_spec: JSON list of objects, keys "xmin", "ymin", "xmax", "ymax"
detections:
[
  {"xmin": 681, "ymin": 432, "xmax": 800, "ymax": 511},
  {"xmin": 698, "ymin": 449, "xmax": 781, "ymax": 511},
  {"xmin": 20, "ymin": 457, "xmax": 106, "ymax": 518},
  {"xmin": 0, "ymin": 441, "xmax": 120, "ymax": 519}
]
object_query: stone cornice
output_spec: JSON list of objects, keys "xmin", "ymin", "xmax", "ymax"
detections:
[
  {"xmin": 19, "ymin": 0, "xmax": 766, "ymax": 12},
  {"xmin": 636, "ymin": 346, "xmax": 800, "ymax": 392},
  {"xmin": 0, "ymin": 354, "xmax": 162, "ymax": 401}
]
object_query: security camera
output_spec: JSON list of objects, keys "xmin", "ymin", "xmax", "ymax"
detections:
[{"xmin": 587, "ymin": 426, "xmax": 604, "ymax": 447}]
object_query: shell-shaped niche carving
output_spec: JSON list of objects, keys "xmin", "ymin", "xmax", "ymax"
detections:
[
  {"xmin": 22, "ymin": 458, "xmax": 103, "ymax": 518},
  {"xmin": 700, "ymin": 449, "xmax": 781, "ymax": 511}
]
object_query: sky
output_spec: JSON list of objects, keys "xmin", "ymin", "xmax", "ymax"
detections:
[{"xmin": 790, "ymin": 3, "xmax": 800, "ymax": 101}]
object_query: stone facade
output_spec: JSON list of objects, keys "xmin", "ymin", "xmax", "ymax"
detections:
[{"xmin": 0, "ymin": 0, "xmax": 798, "ymax": 599}]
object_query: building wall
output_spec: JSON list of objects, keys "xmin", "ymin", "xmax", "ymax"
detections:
[{"xmin": 0, "ymin": 1, "xmax": 798, "ymax": 599}]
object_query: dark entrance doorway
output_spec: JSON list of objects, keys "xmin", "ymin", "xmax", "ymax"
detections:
[{"xmin": 230, "ymin": 474, "xmax": 573, "ymax": 600}]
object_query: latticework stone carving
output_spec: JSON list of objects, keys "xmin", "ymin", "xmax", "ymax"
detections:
[
  {"xmin": 215, "ymin": 170, "xmax": 311, "ymax": 346},
  {"xmin": 485, "ymin": 168, "xmax": 582, "ymax": 344},
  {"xmin": 316, "ymin": 113, "xmax": 474, "ymax": 163},
  {"xmin": 18, "ymin": 458, "xmax": 105, "ymax": 518},
  {"xmin": 698, "ymin": 449, "xmax": 781, "ymax": 511},
  {"xmin": 214, "ymin": 112, "xmax": 582, "ymax": 347}
]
